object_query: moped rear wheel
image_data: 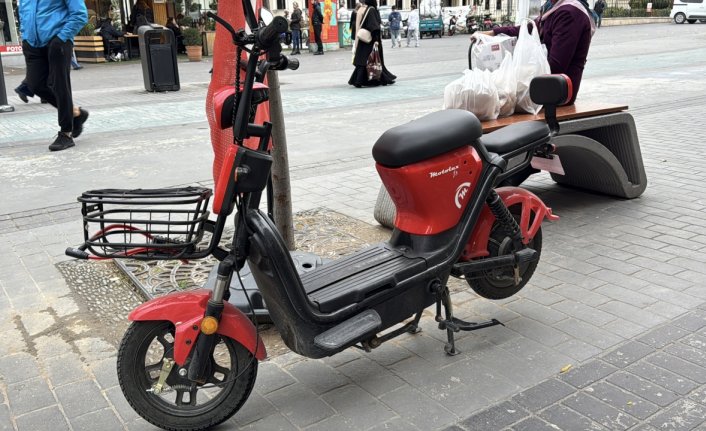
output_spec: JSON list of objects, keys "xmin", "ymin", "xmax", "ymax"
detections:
[
  {"xmin": 117, "ymin": 321, "xmax": 257, "ymax": 431},
  {"xmin": 467, "ymin": 209, "xmax": 542, "ymax": 300}
]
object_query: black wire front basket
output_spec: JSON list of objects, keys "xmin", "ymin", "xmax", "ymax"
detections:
[{"xmin": 77, "ymin": 187, "xmax": 212, "ymax": 260}]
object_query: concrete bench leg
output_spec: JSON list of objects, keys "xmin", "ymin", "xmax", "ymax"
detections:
[{"xmin": 553, "ymin": 112, "xmax": 647, "ymax": 199}]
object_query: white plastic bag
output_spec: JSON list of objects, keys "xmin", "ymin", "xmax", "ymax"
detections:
[
  {"xmin": 493, "ymin": 53, "xmax": 516, "ymax": 117},
  {"xmin": 471, "ymin": 33, "xmax": 517, "ymax": 72},
  {"xmin": 512, "ymin": 19, "xmax": 550, "ymax": 115},
  {"xmin": 443, "ymin": 68, "xmax": 500, "ymax": 121}
]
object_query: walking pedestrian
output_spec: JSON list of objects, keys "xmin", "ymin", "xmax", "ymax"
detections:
[
  {"xmin": 312, "ymin": 0, "xmax": 324, "ymax": 54},
  {"xmin": 348, "ymin": 0, "xmax": 396, "ymax": 87},
  {"xmin": 290, "ymin": 2, "xmax": 302, "ymax": 55},
  {"xmin": 19, "ymin": 0, "xmax": 90, "ymax": 151},
  {"xmin": 594, "ymin": 0, "xmax": 606, "ymax": 28},
  {"xmin": 388, "ymin": 6, "xmax": 402, "ymax": 48},
  {"xmin": 406, "ymin": 3, "xmax": 420, "ymax": 47},
  {"xmin": 70, "ymin": 49, "xmax": 83, "ymax": 70}
]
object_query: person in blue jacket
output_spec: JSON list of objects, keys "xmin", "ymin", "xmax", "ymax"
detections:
[{"xmin": 19, "ymin": 0, "xmax": 90, "ymax": 151}]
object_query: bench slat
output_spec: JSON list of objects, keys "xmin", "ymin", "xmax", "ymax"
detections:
[{"xmin": 481, "ymin": 102, "xmax": 629, "ymax": 133}]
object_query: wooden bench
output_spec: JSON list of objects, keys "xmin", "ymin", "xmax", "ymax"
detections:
[{"xmin": 373, "ymin": 103, "xmax": 648, "ymax": 229}]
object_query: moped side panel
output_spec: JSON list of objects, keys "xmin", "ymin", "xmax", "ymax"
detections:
[
  {"xmin": 128, "ymin": 289, "xmax": 266, "ymax": 365},
  {"xmin": 460, "ymin": 187, "xmax": 559, "ymax": 260},
  {"xmin": 376, "ymin": 147, "xmax": 483, "ymax": 235}
]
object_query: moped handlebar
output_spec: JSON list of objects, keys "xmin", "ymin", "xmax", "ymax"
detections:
[
  {"xmin": 257, "ymin": 16, "xmax": 289, "ymax": 49},
  {"xmin": 206, "ymin": 11, "xmax": 237, "ymax": 39}
]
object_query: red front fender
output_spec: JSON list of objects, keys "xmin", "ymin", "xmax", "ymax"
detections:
[
  {"xmin": 461, "ymin": 187, "xmax": 559, "ymax": 261},
  {"xmin": 128, "ymin": 289, "xmax": 267, "ymax": 365}
]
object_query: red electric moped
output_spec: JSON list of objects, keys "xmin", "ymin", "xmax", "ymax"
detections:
[{"xmin": 66, "ymin": 3, "xmax": 570, "ymax": 429}]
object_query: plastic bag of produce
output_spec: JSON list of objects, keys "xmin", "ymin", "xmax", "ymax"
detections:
[
  {"xmin": 443, "ymin": 68, "xmax": 500, "ymax": 121},
  {"xmin": 470, "ymin": 33, "xmax": 517, "ymax": 72},
  {"xmin": 512, "ymin": 19, "xmax": 550, "ymax": 114}
]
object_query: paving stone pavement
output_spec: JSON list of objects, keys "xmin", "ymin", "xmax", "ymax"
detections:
[{"xmin": 2, "ymin": 24, "xmax": 706, "ymax": 431}]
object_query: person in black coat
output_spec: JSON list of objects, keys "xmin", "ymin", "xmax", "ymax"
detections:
[
  {"xmin": 98, "ymin": 18, "xmax": 130, "ymax": 61},
  {"xmin": 312, "ymin": 0, "xmax": 324, "ymax": 54},
  {"xmin": 166, "ymin": 17, "xmax": 185, "ymax": 54},
  {"xmin": 348, "ymin": 0, "xmax": 396, "ymax": 87}
]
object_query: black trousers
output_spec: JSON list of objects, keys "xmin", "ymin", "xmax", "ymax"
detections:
[
  {"xmin": 314, "ymin": 24, "xmax": 323, "ymax": 52},
  {"xmin": 23, "ymin": 38, "xmax": 74, "ymax": 133}
]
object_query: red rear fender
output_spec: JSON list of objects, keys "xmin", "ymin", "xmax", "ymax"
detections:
[
  {"xmin": 129, "ymin": 289, "xmax": 266, "ymax": 365},
  {"xmin": 461, "ymin": 187, "xmax": 559, "ymax": 261}
]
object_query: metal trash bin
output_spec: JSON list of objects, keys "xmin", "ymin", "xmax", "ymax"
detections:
[{"xmin": 138, "ymin": 25, "xmax": 180, "ymax": 92}]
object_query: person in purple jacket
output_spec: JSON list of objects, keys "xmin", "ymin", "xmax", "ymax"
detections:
[{"xmin": 479, "ymin": 0, "xmax": 596, "ymax": 105}]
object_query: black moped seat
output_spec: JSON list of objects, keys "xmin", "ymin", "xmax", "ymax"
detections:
[
  {"xmin": 479, "ymin": 121, "xmax": 550, "ymax": 155},
  {"xmin": 373, "ymin": 110, "xmax": 483, "ymax": 168}
]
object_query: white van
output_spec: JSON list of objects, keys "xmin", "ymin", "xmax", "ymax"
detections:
[{"xmin": 670, "ymin": 0, "xmax": 706, "ymax": 24}]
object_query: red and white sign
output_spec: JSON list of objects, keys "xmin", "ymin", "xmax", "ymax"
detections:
[{"xmin": 0, "ymin": 45, "xmax": 23, "ymax": 53}]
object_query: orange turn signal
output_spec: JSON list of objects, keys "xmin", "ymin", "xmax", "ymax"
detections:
[{"xmin": 201, "ymin": 316, "xmax": 219, "ymax": 335}]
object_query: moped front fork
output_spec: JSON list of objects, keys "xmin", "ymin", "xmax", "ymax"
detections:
[{"xmin": 187, "ymin": 257, "xmax": 234, "ymax": 383}]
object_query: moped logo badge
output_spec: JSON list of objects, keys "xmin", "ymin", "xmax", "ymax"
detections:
[
  {"xmin": 454, "ymin": 182, "xmax": 471, "ymax": 209},
  {"xmin": 429, "ymin": 165, "xmax": 459, "ymax": 179}
]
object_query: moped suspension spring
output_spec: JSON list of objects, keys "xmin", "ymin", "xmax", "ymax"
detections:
[{"xmin": 486, "ymin": 190, "xmax": 522, "ymax": 241}]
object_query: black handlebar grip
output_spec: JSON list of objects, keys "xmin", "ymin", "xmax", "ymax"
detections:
[
  {"xmin": 65, "ymin": 247, "xmax": 90, "ymax": 259},
  {"xmin": 286, "ymin": 57, "xmax": 299, "ymax": 71},
  {"xmin": 257, "ymin": 16, "xmax": 289, "ymax": 48}
]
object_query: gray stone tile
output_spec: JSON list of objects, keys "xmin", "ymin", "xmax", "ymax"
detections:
[
  {"xmin": 104, "ymin": 386, "xmax": 140, "ymax": 423},
  {"xmin": 443, "ymin": 359, "xmax": 521, "ymax": 403},
  {"xmin": 322, "ymin": 385, "xmax": 396, "ymax": 429},
  {"xmin": 554, "ymin": 318, "xmax": 624, "ymax": 350},
  {"xmin": 0, "ymin": 353, "xmax": 41, "ymax": 384},
  {"xmin": 667, "ymin": 343, "xmax": 706, "ymax": 368},
  {"xmin": 683, "ymin": 333, "xmax": 706, "ymax": 350},
  {"xmin": 555, "ymin": 339, "xmax": 603, "ymax": 363},
  {"xmin": 7, "ymin": 377, "xmax": 56, "ymax": 416},
  {"xmin": 550, "ymin": 284, "xmax": 611, "ymax": 307},
  {"xmin": 637, "ymin": 325, "xmax": 689, "ymax": 349},
  {"xmin": 689, "ymin": 386, "xmax": 706, "ymax": 405},
  {"xmin": 54, "ymin": 379, "xmax": 108, "ymax": 418},
  {"xmin": 380, "ymin": 387, "xmax": 455, "ymax": 430},
  {"xmin": 469, "ymin": 347, "xmax": 547, "ymax": 389},
  {"xmin": 512, "ymin": 378, "xmax": 575, "ymax": 411},
  {"xmin": 304, "ymin": 415, "xmax": 363, "ymax": 431},
  {"xmin": 15, "ymin": 406, "xmax": 70, "ymax": 431},
  {"xmin": 505, "ymin": 317, "xmax": 571, "ymax": 348},
  {"xmin": 552, "ymin": 300, "xmax": 617, "ymax": 326},
  {"xmin": 505, "ymin": 300, "xmax": 568, "ymax": 325},
  {"xmin": 602, "ymin": 341, "xmax": 655, "ymax": 368},
  {"xmin": 364, "ymin": 341, "xmax": 414, "ymax": 366},
  {"xmin": 253, "ymin": 362, "xmax": 296, "ymax": 395},
  {"xmin": 602, "ymin": 318, "xmax": 649, "ymax": 340},
  {"xmin": 265, "ymin": 383, "xmax": 335, "ymax": 428},
  {"xmin": 646, "ymin": 352, "xmax": 706, "ymax": 384},
  {"xmin": 337, "ymin": 357, "xmax": 406, "ymax": 397},
  {"xmin": 648, "ymin": 399, "xmax": 706, "ymax": 431},
  {"xmin": 458, "ymin": 400, "xmax": 529, "ymax": 431},
  {"xmin": 70, "ymin": 408, "xmax": 124, "ymax": 431},
  {"xmin": 44, "ymin": 353, "xmax": 89, "ymax": 387},
  {"xmin": 672, "ymin": 310, "xmax": 706, "ymax": 332},
  {"xmin": 0, "ymin": 403, "xmax": 12, "ymax": 431},
  {"xmin": 285, "ymin": 359, "xmax": 349, "ymax": 395},
  {"xmin": 598, "ymin": 301, "xmax": 667, "ymax": 327},
  {"xmin": 607, "ymin": 371, "xmax": 679, "ymax": 407},
  {"xmin": 539, "ymin": 404, "xmax": 606, "ymax": 431},
  {"xmin": 237, "ymin": 412, "xmax": 298, "ymax": 431},
  {"xmin": 367, "ymin": 417, "xmax": 422, "ymax": 431},
  {"xmin": 321, "ymin": 348, "xmax": 361, "ymax": 368},
  {"xmin": 562, "ymin": 392, "xmax": 637, "ymax": 430},
  {"xmin": 559, "ymin": 360, "xmax": 618, "ymax": 389},
  {"xmin": 626, "ymin": 361, "xmax": 699, "ymax": 396},
  {"xmin": 587, "ymin": 381, "xmax": 659, "ymax": 420},
  {"xmin": 510, "ymin": 417, "xmax": 561, "ymax": 431}
]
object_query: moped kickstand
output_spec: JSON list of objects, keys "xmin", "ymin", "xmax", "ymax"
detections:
[{"xmin": 431, "ymin": 281, "xmax": 503, "ymax": 356}]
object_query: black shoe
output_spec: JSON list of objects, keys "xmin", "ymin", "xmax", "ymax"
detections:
[
  {"xmin": 314, "ymin": 51, "xmax": 324, "ymax": 55},
  {"xmin": 72, "ymin": 108, "xmax": 89, "ymax": 138},
  {"xmin": 49, "ymin": 133, "xmax": 75, "ymax": 152},
  {"xmin": 14, "ymin": 87, "xmax": 29, "ymax": 103}
]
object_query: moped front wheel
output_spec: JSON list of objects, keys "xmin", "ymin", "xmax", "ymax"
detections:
[
  {"xmin": 467, "ymin": 208, "xmax": 542, "ymax": 300},
  {"xmin": 117, "ymin": 321, "xmax": 257, "ymax": 431}
]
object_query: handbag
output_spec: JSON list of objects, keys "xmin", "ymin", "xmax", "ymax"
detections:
[
  {"xmin": 356, "ymin": 7, "xmax": 372, "ymax": 43},
  {"xmin": 366, "ymin": 42, "xmax": 382, "ymax": 81}
]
